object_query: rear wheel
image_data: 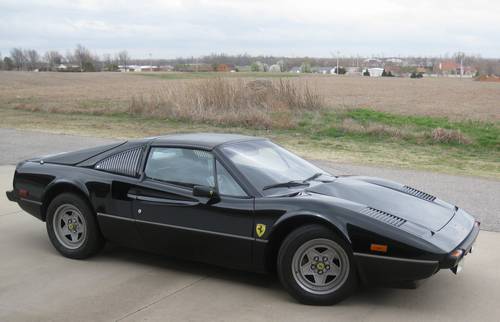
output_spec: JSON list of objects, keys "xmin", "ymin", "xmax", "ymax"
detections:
[
  {"xmin": 46, "ymin": 193, "xmax": 104, "ymax": 259},
  {"xmin": 277, "ymin": 224, "xmax": 357, "ymax": 305}
]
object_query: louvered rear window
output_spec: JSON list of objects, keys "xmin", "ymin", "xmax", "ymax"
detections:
[{"xmin": 95, "ymin": 147, "xmax": 143, "ymax": 177}]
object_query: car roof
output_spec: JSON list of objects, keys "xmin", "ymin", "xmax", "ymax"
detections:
[{"xmin": 151, "ymin": 133, "xmax": 265, "ymax": 150}]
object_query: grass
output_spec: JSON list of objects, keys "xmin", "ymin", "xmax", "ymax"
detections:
[
  {"xmin": 298, "ymin": 109, "xmax": 499, "ymax": 150},
  {"xmin": 0, "ymin": 107, "xmax": 497, "ymax": 179},
  {"xmin": 0, "ymin": 73, "xmax": 498, "ymax": 178},
  {"xmin": 135, "ymin": 72, "xmax": 301, "ymax": 80}
]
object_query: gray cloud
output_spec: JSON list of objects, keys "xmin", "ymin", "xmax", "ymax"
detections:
[{"xmin": 1, "ymin": 0, "xmax": 499, "ymax": 58}]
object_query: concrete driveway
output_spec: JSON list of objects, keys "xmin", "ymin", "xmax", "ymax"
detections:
[{"xmin": 1, "ymin": 129, "xmax": 499, "ymax": 321}]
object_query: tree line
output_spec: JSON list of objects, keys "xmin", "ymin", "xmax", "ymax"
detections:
[
  {"xmin": 0, "ymin": 45, "xmax": 132, "ymax": 72},
  {"xmin": 1, "ymin": 46, "xmax": 499, "ymax": 76}
]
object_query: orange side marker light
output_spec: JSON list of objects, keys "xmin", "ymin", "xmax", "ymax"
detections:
[{"xmin": 370, "ymin": 243, "xmax": 388, "ymax": 253}]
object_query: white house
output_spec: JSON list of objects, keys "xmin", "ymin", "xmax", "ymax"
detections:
[
  {"xmin": 367, "ymin": 67, "xmax": 384, "ymax": 77},
  {"xmin": 269, "ymin": 64, "xmax": 281, "ymax": 72}
]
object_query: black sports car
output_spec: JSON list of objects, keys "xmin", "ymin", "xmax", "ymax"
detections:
[{"xmin": 6, "ymin": 133, "xmax": 479, "ymax": 305}]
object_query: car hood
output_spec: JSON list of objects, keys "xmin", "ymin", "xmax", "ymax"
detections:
[{"xmin": 306, "ymin": 176, "xmax": 456, "ymax": 232}]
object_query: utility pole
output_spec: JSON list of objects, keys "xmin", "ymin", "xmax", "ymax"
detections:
[
  {"xmin": 149, "ymin": 53, "xmax": 153, "ymax": 72},
  {"xmin": 460, "ymin": 56, "xmax": 464, "ymax": 78},
  {"xmin": 336, "ymin": 51, "xmax": 340, "ymax": 75}
]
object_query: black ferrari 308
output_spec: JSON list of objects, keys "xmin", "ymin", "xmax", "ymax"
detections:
[{"xmin": 6, "ymin": 133, "xmax": 479, "ymax": 305}]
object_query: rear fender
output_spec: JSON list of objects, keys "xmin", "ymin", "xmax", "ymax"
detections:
[{"xmin": 41, "ymin": 179, "xmax": 91, "ymax": 221}]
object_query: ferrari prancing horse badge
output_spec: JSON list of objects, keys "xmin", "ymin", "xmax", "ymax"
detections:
[{"xmin": 256, "ymin": 224, "xmax": 266, "ymax": 238}]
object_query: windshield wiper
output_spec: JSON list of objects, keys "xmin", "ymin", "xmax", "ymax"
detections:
[
  {"xmin": 262, "ymin": 180, "xmax": 310, "ymax": 191},
  {"xmin": 302, "ymin": 172, "xmax": 324, "ymax": 183}
]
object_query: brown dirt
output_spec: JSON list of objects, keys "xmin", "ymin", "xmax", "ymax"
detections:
[
  {"xmin": 476, "ymin": 75, "xmax": 500, "ymax": 82},
  {"xmin": 0, "ymin": 71, "xmax": 499, "ymax": 121}
]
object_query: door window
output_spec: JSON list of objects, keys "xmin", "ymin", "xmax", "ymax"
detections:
[
  {"xmin": 145, "ymin": 147, "xmax": 215, "ymax": 188},
  {"xmin": 215, "ymin": 160, "xmax": 247, "ymax": 197}
]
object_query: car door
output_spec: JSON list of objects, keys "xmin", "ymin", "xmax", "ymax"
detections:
[{"xmin": 129, "ymin": 146, "xmax": 254, "ymax": 269}]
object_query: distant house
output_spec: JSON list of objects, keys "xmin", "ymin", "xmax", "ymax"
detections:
[
  {"xmin": 312, "ymin": 67, "xmax": 331, "ymax": 74},
  {"xmin": 140, "ymin": 65, "xmax": 160, "ymax": 72},
  {"xmin": 57, "ymin": 64, "xmax": 81, "ymax": 72},
  {"xmin": 385, "ymin": 57, "xmax": 403, "ymax": 64},
  {"xmin": 363, "ymin": 58, "xmax": 383, "ymax": 68},
  {"xmin": 435, "ymin": 60, "xmax": 476, "ymax": 76},
  {"xmin": 216, "ymin": 64, "xmax": 231, "ymax": 72},
  {"xmin": 289, "ymin": 66, "xmax": 301, "ymax": 73},
  {"xmin": 159, "ymin": 65, "xmax": 174, "ymax": 72},
  {"xmin": 384, "ymin": 65, "xmax": 402, "ymax": 76},
  {"xmin": 269, "ymin": 64, "xmax": 281, "ymax": 72},
  {"xmin": 367, "ymin": 67, "xmax": 384, "ymax": 77}
]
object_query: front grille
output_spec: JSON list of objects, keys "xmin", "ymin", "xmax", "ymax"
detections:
[
  {"xmin": 402, "ymin": 186, "xmax": 436, "ymax": 202},
  {"xmin": 361, "ymin": 207, "xmax": 406, "ymax": 227},
  {"xmin": 95, "ymin": 147, "xmax": 143, "ymax": 177}
]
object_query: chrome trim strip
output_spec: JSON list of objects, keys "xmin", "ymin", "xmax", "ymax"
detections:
[
  {"xmin": 353, "ymin": 252, "xmax": 439, "ymax": 264},
  {"xmin": 126, "ymin": 193, "xmax": 197, "ymax": 205},
  {"xmin": 97, "ymin": 212, "xmax": 259, "ymax": 242},
  {"xmin": 97, "ymin": 212, "xmax": 135, "ymax": 222},
  {"xmin": 20, "ymin": 198, "xmax": 43, "ymax": 206}
]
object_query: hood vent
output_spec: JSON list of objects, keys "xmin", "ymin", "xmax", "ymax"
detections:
[
  {"xmin": 361, "ymin": 207, "xmax": 406, "ymax": 227},
  {"xmin": 402, "ymin": 186, "xmax": 436, "ymax": 202}
]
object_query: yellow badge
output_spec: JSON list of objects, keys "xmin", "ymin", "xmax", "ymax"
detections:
[{"xmin": 256, "ymin": 224, "xmax": 266, "ymax": 238}]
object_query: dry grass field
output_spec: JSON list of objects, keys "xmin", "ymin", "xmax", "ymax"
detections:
[
  {"xmin": 0, "ymin": 71, "xmax": 498, "ymax": 177},
  {"xmin": 0, "ymin": 71, "xmax": 499, "ymax": 121}
]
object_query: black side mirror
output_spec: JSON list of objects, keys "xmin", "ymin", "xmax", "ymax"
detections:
[{"xmin": 193, "ymin": 185, "xmax": 218, "ymax": 199}]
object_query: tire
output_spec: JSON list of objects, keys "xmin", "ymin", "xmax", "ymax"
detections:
[
  {"xmin": 277, "ymin": 224, "xmax": 357, "ymax": 305},
  {"xmin": 46, "ymin": 193, "xmax": 104, "ymax": 259}
]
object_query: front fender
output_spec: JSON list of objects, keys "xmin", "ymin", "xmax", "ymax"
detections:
[{"xmin": 270, "ymin": 210, "xmax": 351, "ymax": 243}]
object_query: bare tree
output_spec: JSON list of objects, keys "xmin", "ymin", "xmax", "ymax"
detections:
[
  {"xmin": 10, "ymin": 48, "xmax": 26, "ymax": 70},
  {"xmin": 25, "ymin": 49, "xmax": 40, "ymax": 71},
  {"xmin": 117, "ymin": 50, "xmax": 130, "ymax": 70},
  {"xmin": 44, "ymin": 50, "xmax": 63, "ymax": 70},
  {"xmin": 74, "ymin": 44, "xmax": 92, "ymax": 71}
]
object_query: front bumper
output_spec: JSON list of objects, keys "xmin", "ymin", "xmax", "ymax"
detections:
[
  {"xmin": 441, "ymin": 221, "xmax": 480, "ymax": 269},
  {"xmin": 355, "ymin": 220, "xmax": 480, "ymax": 284}
]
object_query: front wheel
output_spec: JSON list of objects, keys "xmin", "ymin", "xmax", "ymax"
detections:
[
  {"xmin": 277, "ymin": 224, "xmax": 357, "ymax": 305},
  {"xmin": 46, "ymin": 193, "xmax": 104, "ymax": 259}
]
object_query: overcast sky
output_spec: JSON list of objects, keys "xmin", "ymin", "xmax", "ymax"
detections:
[{"xmin": 1, "ymin": 0, "xmax": 499, "ymax": 59}]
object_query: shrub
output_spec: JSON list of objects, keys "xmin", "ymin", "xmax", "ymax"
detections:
[
  {"xmin": 129, "ymin": 78, "xmax": 324, "ymax": 129},
  {"xmin": 430, "ymin": 128, "xmax": 471, "ymax": 145}
]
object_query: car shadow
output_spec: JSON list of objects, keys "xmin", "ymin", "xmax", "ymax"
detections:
[{"xmin": 85, "ymin": 243, "xmax": 442, "ymax": 307}]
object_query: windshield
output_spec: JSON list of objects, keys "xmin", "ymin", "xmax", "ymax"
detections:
[{"xmin": 221, "ymin": 140, "xmax": 331, "ymax": 195}]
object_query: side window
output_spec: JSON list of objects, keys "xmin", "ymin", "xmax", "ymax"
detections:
[
  {"xmin": 145, "ymin": 147, "xmax": 215, "ymax": 188},
  {"xmin": 216, "ymin": 160, "xmax": 247, "ymax": 197}
]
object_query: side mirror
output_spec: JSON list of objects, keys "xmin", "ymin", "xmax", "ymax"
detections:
[{"xmin": 193, "ymin": 185, "xmax": 218, "ymax": 199}]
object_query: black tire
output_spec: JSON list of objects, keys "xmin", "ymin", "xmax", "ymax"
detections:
[
  {"xmin": 277, "ymin": 224, "xmax": 357, "ymax": 305},
  {"xmin": 46, "ymin": 193, "xmax": 104, "ymax": 259}
]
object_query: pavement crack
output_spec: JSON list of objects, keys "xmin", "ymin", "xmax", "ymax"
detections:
[{"xmin": 115, "ymin": 275, "xmax": 208, "ymax": 321}]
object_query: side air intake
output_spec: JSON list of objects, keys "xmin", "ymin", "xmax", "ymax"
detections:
[
  {"xmin": 401, "ymin": 186, "xmax": 436, "ymax": 202},
  {"xmin": 361, "ymin": 207, "xmax": 406, "ymax": 227},
  {"xmin": 95, "ymin": 147, "xmax": 143, "ymax": 177}
]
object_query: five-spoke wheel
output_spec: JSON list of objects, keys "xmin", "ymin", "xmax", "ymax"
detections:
[
  {"xmin": 53, "ymin": 204, "xmax": 87, "ymax": 249},
  {"xmin": 278, "ymin": 224, "xmax": 357, "ymax": 305},
  {"xmin": 292, "ymin": 238, "xmax": 349, "ymax": 295},
  {"xmin": 46, "ymin": 193, "xmax": 104, "ymax": 259}
]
